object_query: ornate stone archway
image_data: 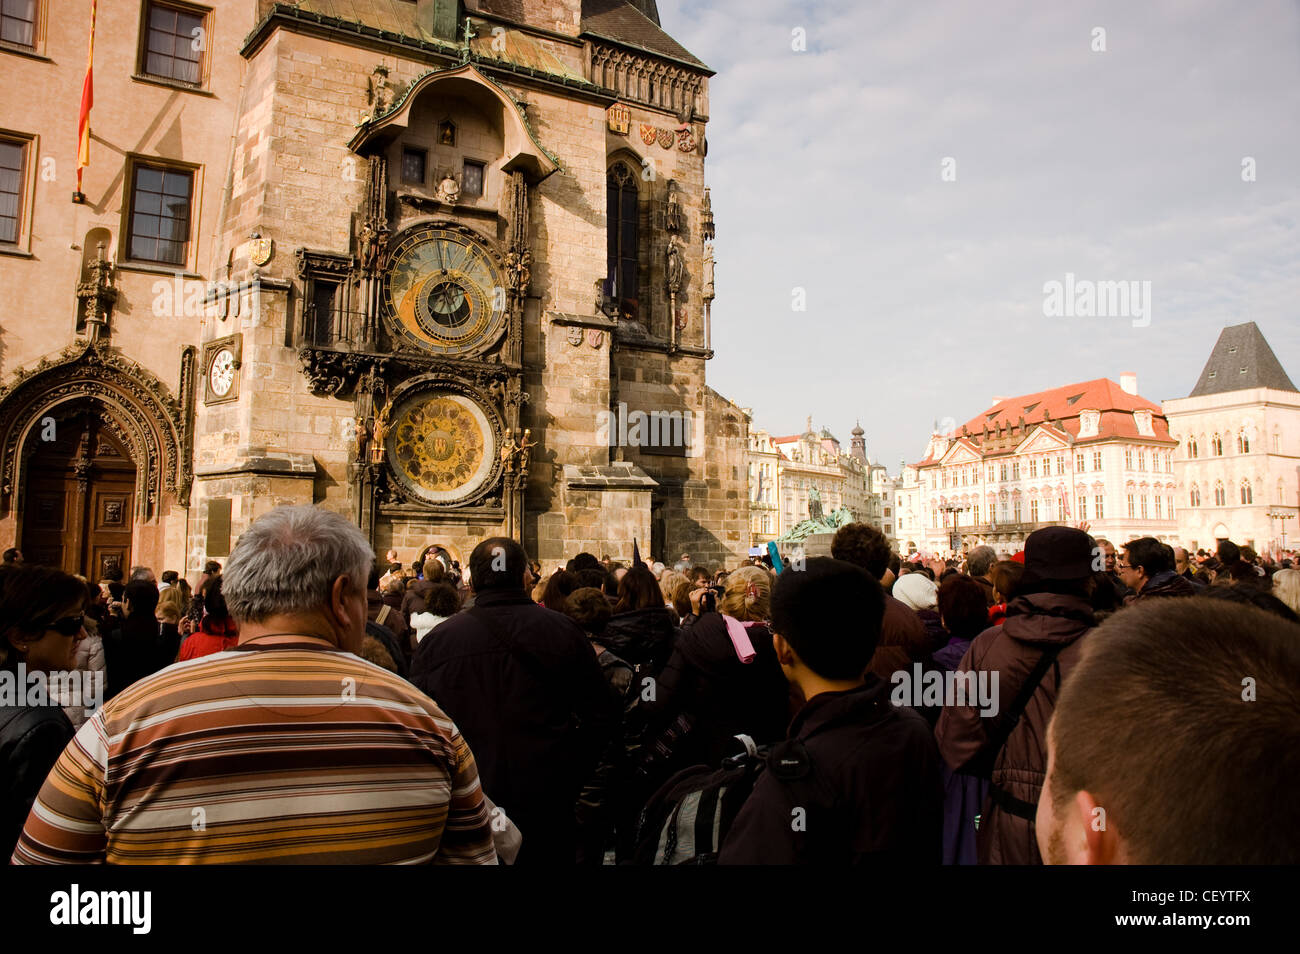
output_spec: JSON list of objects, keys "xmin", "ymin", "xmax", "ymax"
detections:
[{"xmin": 0, "ymin": 339, "xmax": 194, "ymax": 522}]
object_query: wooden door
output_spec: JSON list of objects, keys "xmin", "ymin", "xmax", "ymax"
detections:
[{"xmin": 21, "ymin": 413, "xmax": 136, "ymax": 577}]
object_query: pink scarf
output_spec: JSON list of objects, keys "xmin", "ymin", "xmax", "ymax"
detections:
[{"xmin": 721, "ymin": 614, "xmax": 757, "ymax": 664}]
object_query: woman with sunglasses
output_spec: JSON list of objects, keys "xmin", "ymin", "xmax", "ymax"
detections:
[{"xmin": 0, "ymin": 563, "xmax": 87, "ymax": 860}]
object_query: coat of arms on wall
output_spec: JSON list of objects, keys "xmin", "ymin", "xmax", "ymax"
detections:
[
  {"xmin": 676, "ymin": 127, "xmax": 696, "ymax": 153},
  {"xmin": 587, "ymin": 329, "xmax": 604, "ymax": 349},
  {"xmin": 567, "ymin": 326, "xmax": 583, "ymax": 347},
  {"xmin": 607, "ymin": 103, "xmax": 631, "ymax": 135},
  {"xmin": 657, "ymin": 128, "xmax": 674, "ymax": 149},
  {"xmin": 640, "ymin": 124, "xmax": 658, "ymax": 146}
]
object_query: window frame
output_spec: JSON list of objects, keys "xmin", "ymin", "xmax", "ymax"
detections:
[
  {"xmin": 122, "ymin": 155, "xmax": 199, "ymax": 268},
  {"xmin": 136, "ymin": 0, "xmax": 212, "ymax": 91},
  {"xmin": 0, "ymin": 0, "xmax": 45, "ymax": 55},
  {"xmin": 0, "ymin": 131, "xmax": 35, "ymax": 251},
  {"xmin": 400, "ymin": 145, "xmax": 427, "ymax": 186},
  {"xmin": 461, "ymin": 158, "xmax": 486, "ymax": 198}
]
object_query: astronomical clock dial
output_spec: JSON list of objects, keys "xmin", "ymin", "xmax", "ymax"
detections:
[
  {"xmin": 382, "ymin": 226, "xmax": 507, "ymax": 356},
  {"xmin": 386, "ymin": 392, "xmax": 498, "ymax": 505}
]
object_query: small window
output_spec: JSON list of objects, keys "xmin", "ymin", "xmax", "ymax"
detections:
[
  {"xmin": 1, "ymin": 0, "xmax": 37, "ymax": 48},
  {"xmin": 0, "ymin": 136, "xmax": 28, "ymax": 244},
  {"xmin": 127, "ymin": 161, "xmax": 194, "ymax": 265},
  {"xmin": 462, "ymin": 160, "xmax": 485, "ymax": 198},
  {"xmin": 1208, "ymin": 370, "xmax": 1217, "ymax": 379},
  {"xmin": 1240, "ymin": 367, "xmax": 1248, "ymax": 374},
  {"xmin": 141, "ymin": 2, "xmax": 208, "ymax": 86},
  {"xmin": 401, "ymin": 147, "xmax": 426, "ymax": 185}
]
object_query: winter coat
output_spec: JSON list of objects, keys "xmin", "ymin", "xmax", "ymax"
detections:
[
  {"xmin": 1, "ymin": 698, "xmax": 74, "ymax": 861},
  {"xmin": 1134, "ymin": 570, "xmax": 1199, "ymax": 600},
  {"xmin": 599, "ymin": 605, "xmax": 678, "ymax": 671},
  {"xmin": 410, "ymin": 588, "xmax": 618, "ymax": 865},
  {"xmin": 719, "ymin": 677, "xmax": 943, "ymax": 864},
  {"xmin": 640, "ymin": 612, "xmax": 790, "ymax": 775},
  {"xmin": 367, "ymin": 591, "xmax": 411, "ymax": 654},
  {"xmin": 101, "ymin": 612, "xmax": 175, "ymax": 701},
  {"xmin": 401, "ymin": 579, "xmax": 436, "ymax": 619},
  {"xmin": 934, "ymin": 592, "xmax": 1095, "ymax": 865},
  {"xmin": 866, "ymin": 593, "xmax": 940, "ymax": 682}
]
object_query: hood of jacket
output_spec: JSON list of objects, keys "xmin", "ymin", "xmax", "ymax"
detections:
[
  {"xmin": 600, "ymin": 605, "xmax": 678, "ymax": 665},
  {"xmin": 1000, "ymin": 592, "xmax": 1096, "ymax": 647}
]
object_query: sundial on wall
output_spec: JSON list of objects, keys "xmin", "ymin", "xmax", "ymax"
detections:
[
  {"xmin": 386, "ymin": 392, "xmax": 497, "ymax": 504},
  {"xmin": 382, "ymin": 224, "xmax": 507, "ymax": 355}
]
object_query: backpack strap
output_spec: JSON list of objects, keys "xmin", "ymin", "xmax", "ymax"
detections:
[{"xmin": 981, "ymin": 643, "xmax": 1066, "ymax": 819}]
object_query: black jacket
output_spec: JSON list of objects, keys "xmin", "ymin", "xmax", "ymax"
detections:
[
  {"xmin": 641, "ymin": 613, "xmax": 790, "ymax": 774},
  {"xmin": 101, "ymin": 612, "xmax": 174, "ymax": 701},
  {"xmin": 410, "ymin": 589, "xmax": 617, "ymax": 865},
  {"xmin": 719, "ymin": 677, "xmax": 943, "ymax": 864},
  {"xmin": 600, "ymin": 606, "xmax": 678, "ymax": 671},
  {"xmin": 1, "ymin": 700, "xmax": 74, "ymax": 860}
]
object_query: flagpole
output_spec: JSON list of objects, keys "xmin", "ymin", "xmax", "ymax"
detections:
[{"xmin": 74, "ymin": 0, "xmax": 97, "ymax": 203}]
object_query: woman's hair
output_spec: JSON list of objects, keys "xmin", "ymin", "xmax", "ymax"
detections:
[
  {"xmin": 669, "ymin": 576, "xmax": 694, "ymax": 618},
  {"xmin": 990, "ymin": 560, "xmax": 1025, "ymax": 603},
  {"xmin": 427, "ymin": 583, "xmax": 461, "ymax": 617},
  {"xmin": 719, "ymin": 565, "xmax": 771, "ymax": 622},
  {"xmin": 422, "ymin": 559, "xmax": 445, "ymax": 583},
  {"xmin": 937, "ymin": 575, "xmax": 989, "ymax": 640},
  {"xmin": 659, "ymin": 571, "xmax": 687, "ymax": 605},
  {"xmin": 564, "ymin": 587, "xmax": 612, "ymax": 636},
  {"xmin": 157, "ymin": 585, "xmax": 187, "ymax": 621},
  {"xmin": 613, "ymin": 564, "xmax": 662, "ymax": 614},
  {"xmin": 203, "ymin": 576, "xmax": 230, "ymax": 622},
  {"xmin": 0, "ymin": 564, "xmax": 86, "ymax": 670},
  {"xmin": 1272, "ymin": 568, "xmax": 1300, "ymax": 616},
  {"xmin": 541, "ymin": 570, "xmax": 578, "ymax": 613}
]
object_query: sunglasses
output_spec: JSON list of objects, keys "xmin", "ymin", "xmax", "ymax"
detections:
[{"xmin": 47, "ymin": 614, "xmax": 87, "ymax": 637}]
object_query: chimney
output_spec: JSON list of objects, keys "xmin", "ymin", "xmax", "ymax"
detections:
[{"xmin": 1120, "ymin": 372, "xmax": 1138, "ymax": 396}]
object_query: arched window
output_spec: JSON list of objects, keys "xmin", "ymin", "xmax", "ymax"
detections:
[
  {"xmin": 1190, "ymin": 484, "xmax": 1200, "ymax": 507},
  {"xmin": 1240, "ymin": 432, "xmax": 1250, "ymax": 454},
  {"xmin": 1214, "ymin": 481, "xmax": 1225, "ymax": 506},
  {"xmin": 1188, "ymin": 437, "xmax": 1198, "ymax": 458},
  {"xmin": 1241, "ymin": 481, "xmax": 1252, "ymax": 505},
  {"xmin": 1212, "ymin": 434, "xmax": 1223, "ymax": 456},
  {"xmin": 605, "ymin": 162, "xmax": 640, "ymax": 317}
]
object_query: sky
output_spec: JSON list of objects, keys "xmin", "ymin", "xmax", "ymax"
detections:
[{"xmin": 656, "ymin": 0, "xmax": 1300, "ymax": 469}]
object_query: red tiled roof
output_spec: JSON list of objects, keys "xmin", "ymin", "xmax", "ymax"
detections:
[{"xmin": 912, "ymin": 377, "xmax": 1175, "ymax": 468}]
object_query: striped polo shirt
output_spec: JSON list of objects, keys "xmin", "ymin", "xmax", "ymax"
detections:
[{"xmin": 13, "ymin": 637, "xmax": 498, "ymax": 864}]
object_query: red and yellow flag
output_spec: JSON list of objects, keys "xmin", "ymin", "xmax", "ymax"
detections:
[{"xmin": 76, "ymin": 0, "xmax": 97, "ymax": 192}]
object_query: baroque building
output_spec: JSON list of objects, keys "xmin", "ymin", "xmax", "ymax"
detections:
[
  {"xmin": 0, "ymin": 0, "xmax": 748, "ymax": 576},
  {"xmin": 1164, "ymin": 322, "xmax": 1300, "ymax": 553},
  {"xmin": 908, "ymin": 374, "xmax": 1179, "ymax": 554}
]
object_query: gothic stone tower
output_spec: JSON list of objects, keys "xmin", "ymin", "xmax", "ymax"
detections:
[{"xmin": 187, "ymin": 0, "xmax": 746, "ymax": 571}]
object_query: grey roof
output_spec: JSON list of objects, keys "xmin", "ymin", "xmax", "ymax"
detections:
[
  {"xmin": 581, "ymin": 0, "xmax": 709, "ymax": 71},
  {"xmin": 1188, "ymin": 322, "xmax": 1297, "ymax": 397}
]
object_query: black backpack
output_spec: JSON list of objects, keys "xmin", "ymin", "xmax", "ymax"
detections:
[{"xmin": 633, "ymin": 734, "xmax": 820, "ymax": 865}]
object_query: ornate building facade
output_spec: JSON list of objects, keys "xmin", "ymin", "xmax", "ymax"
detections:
[
  {"xmin": 907, "ymin": 375, "xmax": 1179, "ymax": 555},
  {"xmin": 0, "ymin": 0, "xmax": 747, "ymax": 576},
  {"xmin": 1164, "ymin": 322, "xmax": 1300, "ymax": 553}
]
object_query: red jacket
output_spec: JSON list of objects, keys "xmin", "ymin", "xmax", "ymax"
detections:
[{"xmin": 178, "ymin": 617, "xmax": 239, "ymax": 661}]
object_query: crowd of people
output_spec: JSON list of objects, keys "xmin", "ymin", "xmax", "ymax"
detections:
[{"xmin": 0, "ymin": 513, "xmax": 1296, "ymax": 865}]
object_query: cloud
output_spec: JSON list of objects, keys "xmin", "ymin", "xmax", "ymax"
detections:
[{"xmin": 659, "ymin": 0, "xmax": 1300, "ymax": 466}]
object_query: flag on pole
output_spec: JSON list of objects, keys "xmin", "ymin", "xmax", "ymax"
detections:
[
  {"xmin": 631, "ymin": 537, "xmax": 642, "ymax": 568},
  {"xmin": 76, "ymin": 0, "xmax": 98, "ymax": 194}
]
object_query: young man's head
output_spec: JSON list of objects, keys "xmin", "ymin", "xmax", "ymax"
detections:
[
  {"xmin": 769, "ymin": 557, "xmax": 884, "ymax": 696},
  {"xmin": 563, "ymin": 587, "xmax": 612, "ymax": 637},
  {"xmin": 1037, "ymin": 598, "xmax": 1300, "ymax": 864},
  {"xmin": 1216, "ymin": 539, "xmax": 1241, "ymax": 567},
  {"xmin": 830, "ymin": 522, "xmax": 891, "ymax": 580},
  {"xmin": 1118, "ymin": 536, "xmax": 1173, "ymax": 593}
]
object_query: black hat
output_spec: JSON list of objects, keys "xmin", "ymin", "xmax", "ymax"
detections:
[{"xmin": 1023, "ymin": 526, "xmax": 1094, "ymax": 581}]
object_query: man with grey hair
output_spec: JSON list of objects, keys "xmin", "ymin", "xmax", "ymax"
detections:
[
  {"xmin": 15, "ymin": 504, "xmax": 499, "ymax": 865},
  {"xmin": 965, "ymin": 545, "xmax": 998, "ymax": 606}
]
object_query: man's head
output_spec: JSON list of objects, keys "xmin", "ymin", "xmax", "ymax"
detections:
[
  {"xmin": 830, "ymin": 522, "xmax": 890, "ymax": 580},
  {"xmin": 769, "ymin": 558, "xmax": 884, "ymax": 692},
  {"xmin": 2, "ymin": 548, "xmax": 21, "ymax": 564},
  {"xmin": 1173, "ymin": 547, "xmax": 1191, "ymax": 575},
  {"xmin": 567, "ymin": 552, "xmax": 603, "ymax": 574},
  {"xmin": 123, "ymin": 579, "xmax": 159, "ymax": 618},
  {"xmin": 223, "ymin": 505, "xmax": 374, "ymax": 653},
  {"xmin": 1118, "ymin": 537, "xmax": 1173, "ymax": 594},
  {"xmin": 1093, "ymin": 538, "xmax": 1117, "ymax": 573},
  {"xmin": 563, "ymin": 587, "xmax": 612, "ymax": 637},
  {"xmin": 966, "ymin": 545, "xmax": 997, "ymax": 580},
  {"xmin": 160, "ymin": 569, "xmax": 179, "ymax": 586},
  {"xmin": 130, "ymin": 565, "xmax": 156, "ymax": 584},
  {"xmin": 1038, "ymin": 598, "xmax": 1300, "ymax": 864},
  {"xmin": 468, "ymin": 537, "xmax": 528, "ymax": 593},
  {"xmin": 1216, "ymin": 539, "xmax": 1241, "ymax": 566}
]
